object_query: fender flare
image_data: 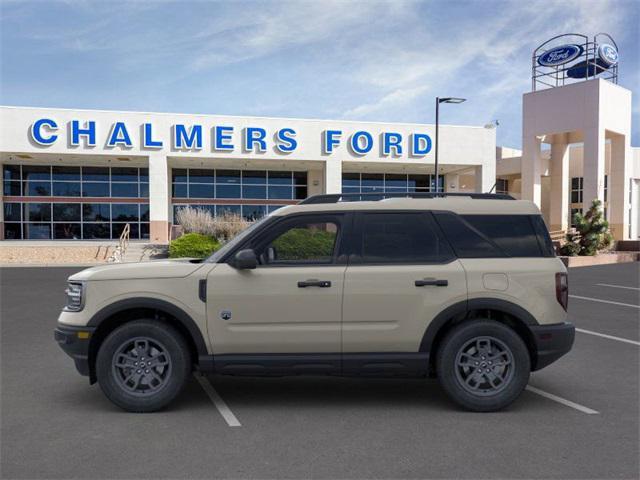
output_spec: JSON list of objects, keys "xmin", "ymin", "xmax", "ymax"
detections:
[
  {"xmin": 87, "ymin": 297, "xmax": 208, "ymax": 357},
  {"xmin": 419, "ymin": 298, "xmax": 539, "ymax": 353}
]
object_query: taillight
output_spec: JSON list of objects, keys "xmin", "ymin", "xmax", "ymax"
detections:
[{"xmin": 555, "ymin": 272, "xmax": 568, "ymax": 311}]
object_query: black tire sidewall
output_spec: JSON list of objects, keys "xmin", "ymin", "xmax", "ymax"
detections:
[
  {"xmin": 436, "ymin": 320, "xmax": 530, "ymax": 412},
  {"xmin": 96, "ymin": 320, "xmax": 191, "ymax": 412}
]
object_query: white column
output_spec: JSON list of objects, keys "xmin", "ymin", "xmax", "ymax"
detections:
[
  {"xmin": 582, "ymin": 126, "xmax": 605, "ymax": 211},
  {"xmin": 549, "ymin": 135, "xmax": 570, "ymax": 232},
  {"xmin": 474, "ymin": 163, "xmax": 494, "ymax": 193},
  {"xmin": 323, "ymin": 159, "xmax": 342, "ymax": 194},
  {"xmin": 609, "ymin": 134, "xmax": 631, "ymax": 240},
  {"xmin": 148, "ymin": 153, "xmax": 170, "ymax": 244},
  {"xmin": 522, "ymin": 135, "xmax": 542, "ymax": 206}
]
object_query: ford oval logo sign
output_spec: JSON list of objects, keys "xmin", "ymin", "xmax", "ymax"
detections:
[
  {"xmin": 598, "ymin": 44, "xmax": 618, "ymax": 66},
  {"xmin": 538, "ymin": 44, "xmax": 583, "ymax": 67}
]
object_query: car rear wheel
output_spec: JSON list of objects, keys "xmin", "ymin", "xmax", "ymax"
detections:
[
  {"xmin": 436, "ymin": 320, "xmax": 530, "ymax": 412},
  {"xmin": 96, "ymin": 320, "xmax": 191, "ymax": 412}
]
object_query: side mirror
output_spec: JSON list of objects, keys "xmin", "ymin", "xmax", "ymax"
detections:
[{"xmin": 231, "ymin": 249, "xmax": 258, "ymax": 270}]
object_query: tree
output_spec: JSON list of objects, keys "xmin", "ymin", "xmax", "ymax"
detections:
[{"xmin": 560, "ymin": 199, "xmax": 613, "ymax": 256}]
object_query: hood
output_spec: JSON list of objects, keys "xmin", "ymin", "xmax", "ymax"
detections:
[{"xmin": 69, "ymin": 258, "xmax": 207, "ymax": 282}]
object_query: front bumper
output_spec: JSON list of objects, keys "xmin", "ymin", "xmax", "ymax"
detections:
[
  {"xmin": 54, "ymin": 324, "xmax": 95, "ymax": 377},
  {"xmin": 530, "ymin": 322, "xmax": 575, "ymax": 371}
]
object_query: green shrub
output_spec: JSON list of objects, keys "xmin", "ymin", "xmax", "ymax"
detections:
[
  {"xmin": 169, "ymin": 233, "xmax": 220, "ymax": 259},
  {"xmin": 559, "ymin": 199, "xmax": 613, "ymax": 256},
  {"xmin": 272, "ymin": 228, "xmax": 336, "ymax": 261}
]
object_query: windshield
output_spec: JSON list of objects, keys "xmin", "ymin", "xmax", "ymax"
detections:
[{"xmin": 205, "ymin": 215, "xmax": 271, "ymax": 263}]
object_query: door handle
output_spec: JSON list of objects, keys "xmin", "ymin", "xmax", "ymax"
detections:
[
  {"xmin": 298, "ymin": 279, "xmax": 332, "ymax": 288},
  {"xmin": 415, "ymin": 278, "xmax": 448, "ymax": 287}
]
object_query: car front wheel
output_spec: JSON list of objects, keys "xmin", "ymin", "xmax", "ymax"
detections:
[
  {"xmin": 96, "ymin": 320, "xmax": 191, "ymax": 412},
  {"xmin": 436, "ymin": 320, "xmax": 530, "ymax": 412}
]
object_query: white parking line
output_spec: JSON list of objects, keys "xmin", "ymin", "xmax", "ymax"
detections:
[
  {"xmin": 576, "ymin": 327, "xmax": 640, "ymax": 346},
  {"xmin": 195, "ymin": 374, "xmax": 242, "ymax": 427},
  {"xmin": 596, "ymin": 283, "xmax": 640, "ymax": 291},
  {"xmin": 569, "ymin": 294, "xmax": 640, "ymax": 309},
  {"xmin": 525, "ymin": 385, "xmax": 599, "ymax": 415}
]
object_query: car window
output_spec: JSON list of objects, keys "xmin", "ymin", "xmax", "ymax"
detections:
[
  {"xmin": 356, "ymin": 212, "xmax": 454, "ymax": 264},
  {"xmin": 260, "ymin": 219, "xmax": 340, "ymax": 265},
  {"xmin": 461, "ymin": 215, "xmax": 543, "ymax": 257},
  {"xmin": 433, "ymin": 212, "xmax": 504, "ymax": 258}
]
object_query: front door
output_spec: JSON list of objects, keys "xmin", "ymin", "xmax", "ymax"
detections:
[
  {"xmin": 207, "ymin": 213, "xmax": 347, "ymax": 357},
  {"xmin": 342, "ymin": 211, "xmax": 467, "ymax": 355}
]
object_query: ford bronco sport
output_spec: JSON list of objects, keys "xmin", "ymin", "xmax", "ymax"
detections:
[{"xmin": 55, "ymin": 192, "xmax": 574, "ymax": 412}]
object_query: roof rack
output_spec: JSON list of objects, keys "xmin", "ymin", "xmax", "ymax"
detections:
[{"xmin": 299, "ymin": 192, "xmax": 515, "ymax": 205}]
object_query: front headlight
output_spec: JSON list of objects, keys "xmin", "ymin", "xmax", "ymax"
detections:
[{"xmin": 64, "ymin": 282, "xmax": 85, "ymax": 312}]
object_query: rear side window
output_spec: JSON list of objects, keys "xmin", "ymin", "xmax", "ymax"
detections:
[
  {"xmin": 355, "ymin": 212, "xmax": 454, "ymax": 264},
  {"xmin": 434, "ymin": 212, "xmax": 504, "ymax": 258},
  {"xmin": 461, "ymin": 215, "xmax": 544, "ymax": 257}
]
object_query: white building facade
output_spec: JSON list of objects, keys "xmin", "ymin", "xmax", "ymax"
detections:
[{"xmin": 0, "ymin": 106, "xmax": 496, "ymax": 243}]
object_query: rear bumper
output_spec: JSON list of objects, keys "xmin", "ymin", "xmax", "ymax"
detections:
[
  {"xmin": 530, "ymin": 322, "xmax": 575, "ymax": 371},
  {"xmin": 54, "ymin": 324, "xmax": 95, "ymax": 377}
]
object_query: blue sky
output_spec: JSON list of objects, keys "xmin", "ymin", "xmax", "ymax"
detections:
[{"xmin": 1, "ymin": 0, "xmax": 638, "ymax": 148}]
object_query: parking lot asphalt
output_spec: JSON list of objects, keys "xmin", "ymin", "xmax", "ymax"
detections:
[{"xmin": 1, "ymin": 263, "xmax": 638, "ymax": 479}]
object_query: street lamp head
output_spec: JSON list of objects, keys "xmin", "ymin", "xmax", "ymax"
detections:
[{"xmin": 438, "ymin": 97, "xmax": 466, "ymax": 104}]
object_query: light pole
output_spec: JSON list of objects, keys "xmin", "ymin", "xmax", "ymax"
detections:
[{"xmin": 435, "ymin": 97, "xmax": 466, "ymax": 192}]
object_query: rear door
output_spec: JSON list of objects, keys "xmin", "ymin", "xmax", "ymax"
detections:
[{"xmin": 341, "ymin": 211, "xmax": 467, "ymax": 354}]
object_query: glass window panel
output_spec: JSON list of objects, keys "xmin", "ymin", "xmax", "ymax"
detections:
[
  {"xmin": 342, "ymin": 173, "xmax": 360, "ymax": 187},
  {"xmin": 294, "ymin": 186, "xmax": 308, "ymax": 199},
  {"xmin": 462, "ymin": 215, "xmax": 542, "ymax": 257},
  {"xmin": 54, "ymin": 223, "xmax": 81, "ymax": 239},
  {"xmin": 342, "ymin": 186, "xmax": 361, "ymax": 194},
  {"xmin": 140, "ymin": 182, "xmax": 149, "ymax": 197},
  {"xmin": 385, "ymin": 174, "xmax": 408, "ymax": 188},
  {"xmin": 434, "ymin": 212, "xmax": 502, "ymax": 258},
  {"xmin": 216, "ymin": 184, "xmax": 241, "ymax": 198},
  {"xmin": 111, "ymin": 183, "xmax": 139, "ymax": 198},
  {"xmin": 293, "ymin": 171, "xmax": 307, "ymax": 186},
  {"xmin": 141, "ymin": 223, "xmax": 150, "ymax": 239},
  {"xmin": 408, "ymin": 174, "xmax": 429, "ymax": 190},
  {"xmin": 139, "ymin": 168, "xmax": 149, "ymax": 182},
  {"xmin": 268, "ymin": 186, "xmax": 293, "ymax": 200},
  {"xmin": 83, "ymin": 223, "xmax": 110, "ymax": 239},
  {"xmin": 172, "ymin": 169, "xmax": 188, "ymax": 183},
  {"xmin": 571, "ymin": 177, "xmax": 581, "ymax": 189},
  {"xmin": 172, "ymin": 183, "xmax": 187, "ymax": 198},
  {"xmin": 113, "ymin": 223, "xmax": 139, "ymax": 239},
  {"xmin": 242, "ymin": 170, "xmax": 266, "ymax": 184},
  {"xmin": 25, "ymin": 203, "xmax": 51, "ymax": 221},
  {"xmin": 83, "ymin": 182, "xmax": 110, "ymax": 197},
  {"xmin": 361, "ymin": 186, "xmax": 384, "ymax": 193},
  {"xmin": 188, "ymin": 183, "xmax": 215, "ymax": 199},
  {"xmin": 22, "ymin": 165, "xmax": 50, "ymax": 181},
  {"xmin": 3, "ymin": 181, "xmax": 21, "ymax": 196},
  {"xmin": 110, "ymin": 167, "xmax": 138, "ymax": 181},
  {"xmin": 268, "ymin": 171, "xmax": 293, "ymax": 185},
  {"xmin": 4, "ymin": 202, "xmax": 21, "ymax": 221},
  {"xmin": 3, "ymin": 164, "xmax": 21, "ymax": 181},
  {"xmin": 242, "ymin": 205, "xmax": 267, "ymax": 221},
  {"xmin": 24, "ymin": 223, "xmax": 51, "ymax": 239},
  {"xmin": 242, "ymin": 185, "xmax": 267, "ymax": 199},
  {"xmin": 82, "ymin": 167, "xmax": 109, "ymax": 182},
  {"xmin": 264, "ymin": 221, "xmax": 338, "ymax": 264},
  {"xmin": 52, "ymin": 166, "xmax": 80, "ymax": 181},
  {"xmin": 4, "ymin": 223, "xmax": 22, "ymax": 239},
  {"xmin": 112, "ymin": 204, "xmax": 139, "ymax": 221},
  {"xmin": 52, "ymin": 182, "xmax": 81, "ymax": 197},
  {"xmin": 570, "ymin": 191, "xmax": 580, "ymax": 203},
  {"xmin": 189, "ymin": 169, "xmax": 215, "ymax": 183},
  {"xmin": 216, "ymin": 204, "xmax": 241, "ymax": 217},
  {"xmin": 216, "ymin": 170, "xmax": 241, "ymax": 184},
  {"xmin": 361, "ymin": 173, "xmax": 384, "ymax": 187},
  {"xmin": 140, "ymin": 203, "xmax": 150, "ymax": 221},
  {"xmin": 53, "ymin": 203, "xmax": 81, "ymax": 221},
  {"xmin": 83, "ymin": 203, "xmax": 110, "ymax": 221},
  {"xmin": 26, "ymin": 181, "xmax": 51, "ymax": 196}
]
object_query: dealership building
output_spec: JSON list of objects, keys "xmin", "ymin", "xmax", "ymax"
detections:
[{"xmin": 0, "ymin": 34, "xmax": 638, "ymax": 244}]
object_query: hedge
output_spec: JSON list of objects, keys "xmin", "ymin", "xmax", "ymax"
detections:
[
  {"xmin": 169, "ymin": 233, "xmax": 220, "ymax": 259},
  {"xmin": 272, "ymin": 228, "xmax": 336, "ymax": 261}
]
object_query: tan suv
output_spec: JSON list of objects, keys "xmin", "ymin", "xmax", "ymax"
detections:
[{"xmin": 55, "ymin": 193, "xmax": 574, "ymax": 412}]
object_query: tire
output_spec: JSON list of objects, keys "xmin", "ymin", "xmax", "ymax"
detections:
[
  {"xmin": 96, "ymin": 320, "xmax": 191, "ymax": 412},
  {"xmin": 436, "ymin": 320, "xmax": 530, "ymax": 412}
]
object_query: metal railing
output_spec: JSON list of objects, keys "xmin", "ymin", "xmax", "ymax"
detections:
[{"xmin": 107, "ymin": 223, "xmax": 131, "ymax": 263}]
